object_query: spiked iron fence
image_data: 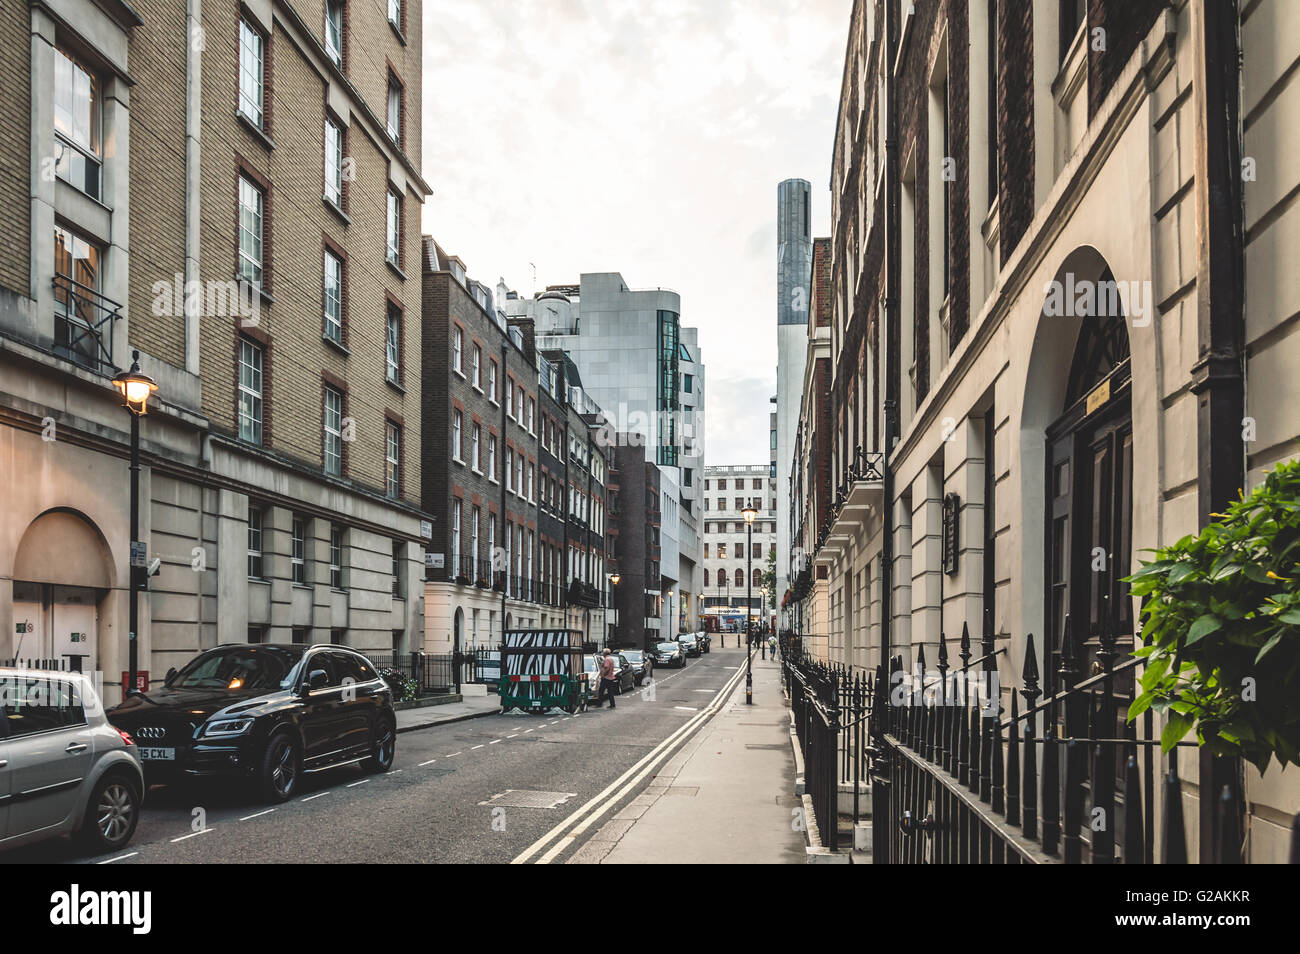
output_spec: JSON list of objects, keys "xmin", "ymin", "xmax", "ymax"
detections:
[{"xmin": 785, "ymin": 614, "xmax": 1300, "ymax": 862}]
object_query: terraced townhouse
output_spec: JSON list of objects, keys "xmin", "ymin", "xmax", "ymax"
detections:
[{"xmin": 793, "ymin": 0, "xmax": 1300, "ymax": 862}]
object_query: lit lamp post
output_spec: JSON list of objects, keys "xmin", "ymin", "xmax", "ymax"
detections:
[
  {"xmin": 742, "ymin": 504, "xmax": 757, "ymax": 704},
  {"xmin": 607, "ymin": 573, "xmax": 620, "ymax": 648},
  {"xmin": 668, "ymin": 590, "xmax": 675, "ymax": 637},
  {"xmin": 112, "ymin": 350, "xmax": 158, "ymax": 697}
]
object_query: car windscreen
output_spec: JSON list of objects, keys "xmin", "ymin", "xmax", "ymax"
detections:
[
  {"xmin": 169, "ymin": 646, "xmax": 303, "ymax": 692},
  {"xmin": 623, "ymin": 651, "xmax": 642, "ymax": 662},
  {"xmin": 584, "ymin": 657, "xmax": 600, "ymax": 672},
  {"xmin": 656, "ymin": 643, "xmax": 678, "ymax": 652}
]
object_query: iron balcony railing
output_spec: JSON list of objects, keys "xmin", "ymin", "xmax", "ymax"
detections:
[{"xmin": 52, "ymin": 273, "xmax": 122, "ymax": 375}]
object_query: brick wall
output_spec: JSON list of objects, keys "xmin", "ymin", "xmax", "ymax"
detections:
[
  {"xmin": 0, "ymin": 1, "xmax": 30, "ymax": 297},
  {"xmin": 192, "ymin": 0, "xmax": 420, "ymax": 505}
]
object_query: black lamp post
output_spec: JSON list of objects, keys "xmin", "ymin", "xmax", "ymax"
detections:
[
  {"xmin": 742, "ymin": 504, "xmax": 757, "ymax": 704},
  {"xmin": 112, "ymin": 350, "xmax": 158, "ymax": 697}
]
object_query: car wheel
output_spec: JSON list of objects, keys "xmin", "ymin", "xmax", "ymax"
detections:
[
  {"xmin": 364, "ymin": 716, "xmax": 396, "ymax": 774},
  {"xmin": 76, "ymin": 772, "xmax": 141, "ymax": 853},
  {"xmin": 259, "ymin": 730, "xmax": 301, "ymax": 803}
]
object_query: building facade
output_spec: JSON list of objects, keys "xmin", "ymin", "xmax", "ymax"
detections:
[
  {"xmin": 702, "ymin": 464, "xmax": 775, "ymax": 631},
  {"xmin": 608, "ymin": 444, "xmax": 662, "ymax": 649},
  {"xmin": 501, "ymin": 272, "xmax": 705, "ymax": 635},
  {"xmin": 1, "ymin": 0, "xmax": 429, "ymax": 705},
  {"xmin": 800, "ymin": 0, "xmax": 1298, "ymax": 862},
  {"xmin": 775, "ymin": 178, "xmax": 813, "ymax": 633}
]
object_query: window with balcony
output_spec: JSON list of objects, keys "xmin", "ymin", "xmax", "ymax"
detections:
[{"xmin": 53, "ymin": 225, "xmax": 112, "ymax": 370}]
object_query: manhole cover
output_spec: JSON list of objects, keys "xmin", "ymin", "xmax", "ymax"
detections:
[{"xmin": 478, "ymin": 790, "xmax": 578, "ymax": 809}]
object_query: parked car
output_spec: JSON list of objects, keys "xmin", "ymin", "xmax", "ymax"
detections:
[
  {"xmin": 695, "ymin": 631, "xmax": 712, "ymax": 654},
  {"xmin": 653, "ymin": 641, "xmax": 685, "ymax": 668},
  {"xmin": 678, "ymin": 634, "xmax": 701, "ymax": 657},
  {"xmin": 621, "ymin": 650, "xmax": 652, "ymax": 685},
  {"xmin": 108, "ymin": 644, "xmax": 396, "ymax": 804},
  {"xmin": 582, "ymin": 653, "xmax": 636, "ymax": 700},
  {"xmin": 0, "ymin": 668, "xmax": 144, "ymax": 854}
]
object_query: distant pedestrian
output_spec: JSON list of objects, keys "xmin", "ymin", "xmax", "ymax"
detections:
[{"xmin": 596, "ymin": 648, "xmax": 618, "ymax": 709}]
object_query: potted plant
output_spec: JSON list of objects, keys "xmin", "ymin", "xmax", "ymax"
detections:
[{"xmin": 1127, "ymin": 460, "xmax": 1300, "ymax": 772}]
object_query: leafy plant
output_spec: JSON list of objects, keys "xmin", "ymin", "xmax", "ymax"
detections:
[{"xmin": 1126, "ymin": 460, "xmax": 1300, "ymax": 773}]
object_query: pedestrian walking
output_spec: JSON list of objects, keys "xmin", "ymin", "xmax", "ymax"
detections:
[{"xmin": 596, "ymin": 648, "xmax": 618, "ymax": 709}]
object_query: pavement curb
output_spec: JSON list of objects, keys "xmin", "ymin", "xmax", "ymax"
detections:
[{"xmin": 396, "ymin": 706, "xmax": 499, "ymax": 734}]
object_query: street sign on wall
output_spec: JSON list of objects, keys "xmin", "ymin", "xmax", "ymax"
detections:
[{"xmin": 942, "ymin": 493, "xmax": 960, "ymax": 576}]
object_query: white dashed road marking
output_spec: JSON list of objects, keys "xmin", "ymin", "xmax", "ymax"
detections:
[
  {"xmin": 419, "ymin": 758, "xmax": 438, "ymax": 766},
  {"xmin": 347, "ymin": 779, "xmax": 369, "ymax": 788},
  {"xmin": 171, "ymin": 828, "xmax": 214, "ymax": 843},
  {"xmin": 98, "ymin": 852, "xmax": 138, "ymax": 864},
  {"xmin": 302, "ymin": 791, "xmax": 330, "ymax": 802},
  {"xmin": 240, "ymin": 809, "xmax": 275, "ymax": 822}
]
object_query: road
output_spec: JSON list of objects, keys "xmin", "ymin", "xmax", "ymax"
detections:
[{"xmin": 1, "ymin": 645, "xmax": 751, "ymax": 865}]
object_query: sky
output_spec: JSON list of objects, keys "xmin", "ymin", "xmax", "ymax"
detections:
[{"xmin": 421, "ymin": 0, "xmax": 850, "ymax": 465}]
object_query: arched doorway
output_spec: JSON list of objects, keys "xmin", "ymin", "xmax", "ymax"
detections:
[
  {"xmin": 11, "ymin": 509, "xmax": 114, "ymax": 673},
  {"xmin": 1042, "ymin": 262, "xmax": 1135, "ymax": 704}
]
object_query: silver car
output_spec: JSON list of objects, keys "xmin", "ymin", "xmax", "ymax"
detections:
[{"xmin": 0, "ymin": 669, "xmax": 144, "ymax": 854}]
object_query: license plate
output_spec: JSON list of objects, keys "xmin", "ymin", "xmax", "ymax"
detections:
[{"xmin": 140, "ymin": 747, "xmax": 175, "ymax": 761}]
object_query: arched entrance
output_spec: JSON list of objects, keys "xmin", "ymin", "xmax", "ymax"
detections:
[{"xmin": 11, "ymin": 509, "xmax": 114, "ymax": 673}]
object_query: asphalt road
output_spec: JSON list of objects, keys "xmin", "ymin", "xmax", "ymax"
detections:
[{"xmin": 2, "ymin": 645, "xmax": 752, "ymax": 865}]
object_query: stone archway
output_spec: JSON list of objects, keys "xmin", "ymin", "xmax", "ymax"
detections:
[
  {"xmin": 1018, "ymin": 246, "xmax": 1135, "ymax": 680},
  {"xmin": 12, "ymin": 508, "xmax": 115, "ymax": 672}
]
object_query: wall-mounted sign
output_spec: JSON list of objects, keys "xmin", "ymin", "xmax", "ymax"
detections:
[
  {"xmin": 425, "ymin": 552, "xmax": 444, "ymax": 569},
  {"xmin": 942, "ymin": 493, "xmax": 960, "ymax": 576},
  {"xmin": 1085, "ymin": 378, "xmax": 1111, "ymax": 416},
  {"xmin": 130, "ymin": 541, "xmax": 147, "ymax": 568},
  {"xmin": 420, "ymin": 520, "xmax": 433, "ymax": 539}
]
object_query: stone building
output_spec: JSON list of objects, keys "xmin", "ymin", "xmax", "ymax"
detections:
[
  {"xmin": 798, "ymin": 0, "xmax": 1299, "ymax": 861},
  {"xmin": 0, "ymin": 0, "xmax": 430, "ymax": 704},
  {"xmin": 702, "ymin": 463, "xmax": 775, "ymax": 631}
]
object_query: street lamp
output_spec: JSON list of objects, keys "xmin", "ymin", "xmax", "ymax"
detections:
[
  {"xmin": 742, "ymin": 504, "xmax": 757, "ymax": 704},
  {"xmin": 112, "ymin": 350, "xmax": 158, "ymax": 697},
  {"xmin": 668, "ymin": 590, "xmax": 675, "ymax": 637}
]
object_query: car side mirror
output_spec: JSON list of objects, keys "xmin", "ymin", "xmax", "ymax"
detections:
[
  {"xmin": 304, "ymin": 669, "xmax": 329, "ymax": 693},
  {"xmin": 164, "ymin": 667, "xmax": 177, "ymax": 686}
]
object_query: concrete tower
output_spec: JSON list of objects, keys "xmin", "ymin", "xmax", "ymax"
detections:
[{"xmin": 775, "ymin": 179, "xmax": 812, "ymax": 632}]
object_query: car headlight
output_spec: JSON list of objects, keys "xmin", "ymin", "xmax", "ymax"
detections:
[{"xmin": 202, "ymin": 718, "xmax": 254, "ymax": 738}]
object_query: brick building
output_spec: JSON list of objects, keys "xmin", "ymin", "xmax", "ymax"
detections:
[
  {"xmin": 420, "ymin": 239, "xmax": 542, "ymax": 651},
  {"xmin": 796, "ymin": 0, "xmax": 1299, "ymax": 862},
  {"xmin": 0, "ymin": 0, "xmax": 431, "ymax": 703},
  {"xmin": 608, "ymin": 443, "xmax": 661, "ymax": 650}
]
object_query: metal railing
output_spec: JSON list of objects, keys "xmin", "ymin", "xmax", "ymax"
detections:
[
  {"xmin": 783, "ymin": 615, "xmax": 1300, "ymax": 862},
  {"xmin": 53, "ymin": 274, "xmax": 121, "ymax": 374}
]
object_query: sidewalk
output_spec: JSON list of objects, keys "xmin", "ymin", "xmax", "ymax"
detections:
[
  {"xmin": 395, "ymin": 692, "xmax": 499, "ymax": 733},
  {"xmin": 571, "ymin": 650, "xmax": 806, "ymax": 864}
]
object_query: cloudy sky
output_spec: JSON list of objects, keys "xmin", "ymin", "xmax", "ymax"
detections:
[{"xmin": 421, "ymin": 0, "xmax": 850, "ymax": 465}]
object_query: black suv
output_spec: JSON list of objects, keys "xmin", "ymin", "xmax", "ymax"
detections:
[{"xmin": 108, "ymin": 644, "xmax": 396, "ymax": 803}]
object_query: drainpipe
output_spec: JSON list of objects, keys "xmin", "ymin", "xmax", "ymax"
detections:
[
  {"xmin": 500, "ymin": 341, "xmax": 508, "ymax": 646},
  {"xmin": 1189, "ymin": 0, "xmax": 1245, "ymax": 864}
]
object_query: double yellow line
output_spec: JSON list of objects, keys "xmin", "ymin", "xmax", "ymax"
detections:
[{"xmin": 511, "ymin": 653, "xmax": 752, "ymax": 864}]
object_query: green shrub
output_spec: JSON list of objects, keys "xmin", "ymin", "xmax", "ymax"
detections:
[{"xmin": 1126, "ymin": 460, "xmax": 1300, "ymax": 773}]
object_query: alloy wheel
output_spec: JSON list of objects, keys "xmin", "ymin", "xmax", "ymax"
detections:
[{"xmin": 96, "ymin": 782, "xmax": 135, "ymax": 844}]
